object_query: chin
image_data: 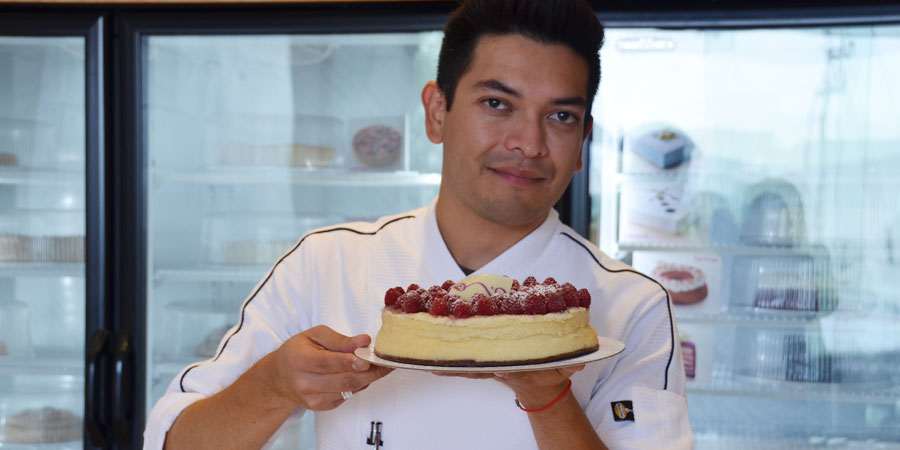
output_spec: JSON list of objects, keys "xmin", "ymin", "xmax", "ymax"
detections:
[{"xmin": 474, "ymin": 198, "xmax": 548, "ymax": 227}]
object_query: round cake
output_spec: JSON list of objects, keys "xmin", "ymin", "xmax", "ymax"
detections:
[
  {"xmin": 352, "ymin": 124, "xmax": 402, "ymax": 167},
  {"xmin": 3, "ymin": 407, "xmax": 82, "ymax": 444},
  {"xmin": 652, "ymin": 262, "xmax": 708, "ymax": 305},
  {"xmin": 374, "ymin": 274, "xmax": 599, "ymax": 367}
]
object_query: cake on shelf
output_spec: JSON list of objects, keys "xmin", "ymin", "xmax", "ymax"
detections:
[
  {"xmin": 217, "ymin": 143, "xmax": 336, "ymax": 168},
  {"xmin": 0, "ymin": 234, "xmax": 84, "ymax": 262},
  {"xmin": 652, "ymin": 262, "xmax": 708, "ymax": 305},
  {"xmin": 374, "ymin": 274, "xmax": 599, "ymax": 367},
  {"xmin": 0, "ymin": 233, "xmax": 27, "ymax": 261},
  {"xmin": 3, "ymin": 407, "xmax": 82, "ymax": 444},
  {"xmin": 0, "ymin": 152, "xmax": 18, "ymax": 167},
  {"xmin": 352, "ymin": 124, "xmax": 402, "ymax": 167}
]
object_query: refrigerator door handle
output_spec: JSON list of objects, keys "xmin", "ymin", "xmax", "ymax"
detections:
[
  {"xmin": 112, "ymin": 331, "xmax": 135, "ymax": 446},
  {"xmin": 86, "ymin": 329, "xmax": 111, "ymax": 447}
]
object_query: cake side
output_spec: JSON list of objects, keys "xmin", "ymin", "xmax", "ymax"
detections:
[{"xmin": 374, "ymin": 307, "xmax": 599, "ymax": 366}]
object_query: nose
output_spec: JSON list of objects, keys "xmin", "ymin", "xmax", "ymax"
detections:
[{"xmin": 504, "ymin": 116, "xmax": 547, "ymax": 158}]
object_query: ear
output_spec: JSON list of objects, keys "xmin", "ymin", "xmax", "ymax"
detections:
[
  {"xmin": 574, "ymin": 115, "xmax": 593, "ymax": 172},
  {"xmin": 421, "ymin": 81, "xmax": 446, "ymax": 144}
]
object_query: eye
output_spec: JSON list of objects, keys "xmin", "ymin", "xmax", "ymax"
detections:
[
  {"xmin": 551, "ymin": 111, "xmax": 578, "ymax": 124},
  {"xmin": 483, "ymin": 98, "xmax": 507, "ymax": 110}
]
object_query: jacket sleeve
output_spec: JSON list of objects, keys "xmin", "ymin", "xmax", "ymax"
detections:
[
  {"xmin": 584, "ymin": 287, "xmax": 694, "ymax": 449},
  {"xmin": 143, "ymin": 249, "xmax": 314, "ymax": 450}
]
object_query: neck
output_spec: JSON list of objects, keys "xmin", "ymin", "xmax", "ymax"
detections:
[{"xmin": 435, "ymin": 193, "xmax": 548, "ymax": 271}]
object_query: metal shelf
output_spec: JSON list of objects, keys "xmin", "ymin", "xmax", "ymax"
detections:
[
  {"xmin": 617, "ymin": 241, "xmax": 832, "ymax": 256},
  {"xmin": 687, "ymin": 373, "xmax": 900, "ymax": 405},
  {"xmin": 692, "ymin": 429, "xmax": 900, "ymax": 450},
  {"xmin": 675, "ymin": 309, "xmax": 834, "ymax": 328},
  {"xmin": 0, "ymin": 168, "xmax": 84, "ymax": 186},
  {"xmin": 0, "ymin": 262, "xmax": 84, "ymax": 278},
  {"xmin": 154, "ymin": 265, "xmax": 268, "ymax": 283},
  {"xmin": 0, "ymin": 351, "xmax": 83, "ymax": 377}
]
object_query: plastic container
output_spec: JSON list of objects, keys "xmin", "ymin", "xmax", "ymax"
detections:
[
  {"xmin": 0, "ymin": 118, "xmax": 53, "ymax": 169},
  {"xmin": 733, "ymin": 327, "xmax": 891, "ymax": 384},
  {"xmin": 202, "ymin": 214, "xmax": 342, "ymax": 266},
  {"xmin": 161, "ymin": 299, "xmax": 236, "ymax": 360},
  {"xmin": 730, "ymin": 254, "xmax": 832, "ymax": 312},
  {"xmin": 739, "ymin": 178, "xmax": 807, "ymax": 247},
  {"xmin": 0, "ymin": 300, "xmax": 33, "ymax": 358}
]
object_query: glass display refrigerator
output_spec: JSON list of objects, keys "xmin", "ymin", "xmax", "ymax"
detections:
[
  {"xmin": 143, "ymin": 30, "xmax": 447, "ymax": 450},
  {"xmin": 2, "ymin": 3, "xmax": 900, "ymax": 449},
  {"xmin": 587, "ymin": 17, "xmax": 900, "ymax": 449},
  {"xmin": 0, "ymin": 12, "xmax": 106, "ymax": 450}
]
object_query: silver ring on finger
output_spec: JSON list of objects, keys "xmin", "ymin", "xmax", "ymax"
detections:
[{"xmin": 341, "ymin": 391, "xmax": 354, "ymax": 400}]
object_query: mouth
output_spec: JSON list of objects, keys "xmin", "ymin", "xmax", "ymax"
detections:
[{"xmin": 488, "ymin": 166, "xmax": 545, "ymax": 187}]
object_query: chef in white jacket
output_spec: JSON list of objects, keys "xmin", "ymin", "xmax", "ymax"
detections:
[{"xmin": 145, "ymin": 0, "xmax": 693, "ymax": 448}]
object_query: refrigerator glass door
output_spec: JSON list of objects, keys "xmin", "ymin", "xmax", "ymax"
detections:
[
  {"xmin": 590, "ymin": 25, "xmax": 900, "ymax": 447},
  {"xmin": 144, "ymin": 32, "xmax": 443, "ymax": 448},
  {"xmin": 0, "ymin": 36, "xmax": 86, "ymax": 448}
]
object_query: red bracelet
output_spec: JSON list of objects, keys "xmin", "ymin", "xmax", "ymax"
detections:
[{"xmin": 514, "ymin": 379, "xmax": 572, "ymax": 413}]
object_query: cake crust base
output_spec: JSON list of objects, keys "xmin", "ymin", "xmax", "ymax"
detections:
[{"xmin": 374, "ymin": 344, "xmax": 599, "ymax": 367}]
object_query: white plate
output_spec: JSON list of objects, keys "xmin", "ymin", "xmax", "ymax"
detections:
[{"xmin": 353, "ymin": 336, "xmax": 625, "ymax": 373}]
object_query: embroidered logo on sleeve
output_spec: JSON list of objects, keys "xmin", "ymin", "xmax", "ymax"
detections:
[{"xmin": 611, "ymin": 401, "xmax": 635, "ymax": 422}]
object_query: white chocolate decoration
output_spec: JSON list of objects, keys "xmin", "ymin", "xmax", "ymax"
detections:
[{"xmin": 448, "ymin": 274, "xmax": 515, "ymax": 301}]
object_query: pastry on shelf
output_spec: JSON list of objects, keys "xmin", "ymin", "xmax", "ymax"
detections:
[
  {"xmin": 0, "ymin": 152, "xmax": 18, "ymax": 167},
  {"xmin": 652, "ymin": 262, "xmax": 708, "ymax": 305},
  {"xmin": 352, "ymin": 124, "xmax": 402, "ymax": 167},
  {"xmin": 3, "ymin": 407, "xmax": 82, "ymax": 444},
  {"xmin": 0, "ymin": 233, "xmax": 28, "ymax": 261},
  {"xmin": 216, "ymin": 143, "xmax": 336, "ymax": 168},
  {"xmin": 30, "ymin": 235, "xmax": 85, "ymax": 263},
  {"xmin": 0, "ymin": 233, "xmax": 85, "ymax": 263}
]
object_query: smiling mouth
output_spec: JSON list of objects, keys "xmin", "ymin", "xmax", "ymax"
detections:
[{"xmin": 489, "ymin": 167, "xmax": 544, "ymax": 187}]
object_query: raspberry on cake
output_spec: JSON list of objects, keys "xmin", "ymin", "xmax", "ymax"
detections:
[{"xmin": 374, "ymin": 274, "xmax": 599, "ymax": 367}]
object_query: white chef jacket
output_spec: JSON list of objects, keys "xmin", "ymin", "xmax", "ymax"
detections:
[{"xmin": 144, "ymin": 199, "xmax": 693, "ymax": 450}]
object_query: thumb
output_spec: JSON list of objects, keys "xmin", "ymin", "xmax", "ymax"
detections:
[{"xmin": 306, "ymin": 325, "xmax": 372, "ymax": 353}]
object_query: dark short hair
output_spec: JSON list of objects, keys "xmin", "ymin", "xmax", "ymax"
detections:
[{"xmin": 437, "ymin": 0, "xmax": 604, "ymax": 115}]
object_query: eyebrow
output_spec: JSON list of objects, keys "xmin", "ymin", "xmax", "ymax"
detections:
[{"xmin": 473, "ymin": 78, "xmax": 587, "ymax": 108}]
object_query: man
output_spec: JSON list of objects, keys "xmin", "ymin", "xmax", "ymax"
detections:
[{"xmin": 145, "ymin": 0, "xmax": 692, "ymax": 449}]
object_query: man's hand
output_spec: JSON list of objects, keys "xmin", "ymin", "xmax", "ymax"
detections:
[
  {"xmin": 432, "ymin": 365, "xmax": 605, "ymax": 450},
  {"xmin": 432, "ymin": 365, "xmax": 584, "ymax": 408},
  {"xmin": 268, "ymin": 325, "xmax": 393, "ymax": 411}
]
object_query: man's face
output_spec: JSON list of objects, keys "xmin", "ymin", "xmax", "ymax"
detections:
[{"xmin": 427, "ymin": 33, "xmax": 592, "ymax": 227}]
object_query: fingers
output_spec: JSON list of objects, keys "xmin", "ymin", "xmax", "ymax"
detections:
[
  {"xmin": 562, "ymin": 364, "xmax": 585, "ymax": 375},
  {"xmin": 301, "ymin": 346, "xmax": 371, "ymax": 374},
  {"xmin": 305, "ymin": 325, "xmax": 371, "ymax": 353},
  {"xmin": 432, "ymin": 372, "xmax": 496, "ymax": 379},
  {"xmin": 302, "ymin": 367, "xmax": 392, "ymax": 396}
]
